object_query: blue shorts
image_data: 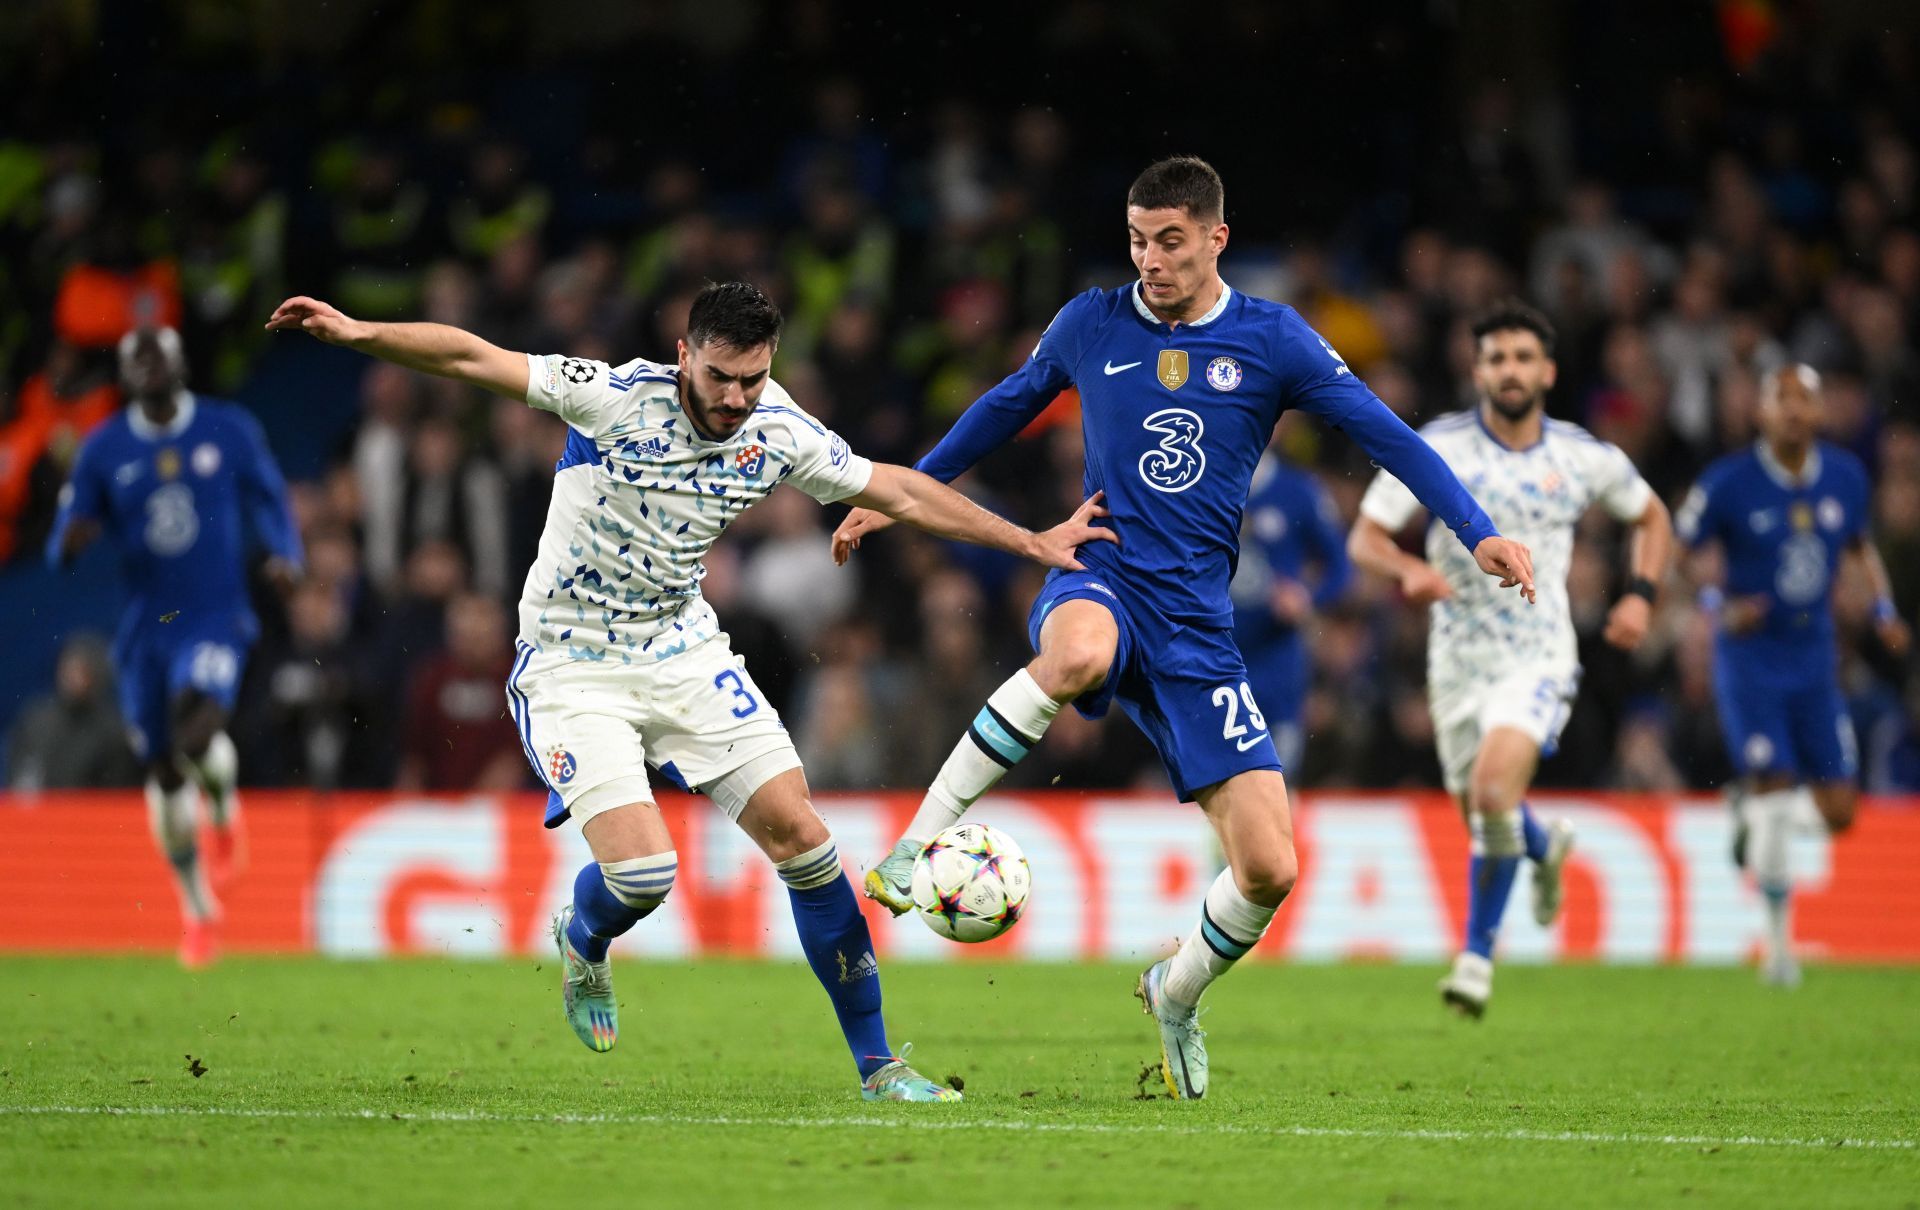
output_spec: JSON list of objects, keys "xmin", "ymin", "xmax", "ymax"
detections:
[
  {"xmin": 1713, "ymin": 647, "xmax": 1857, "ymax": 782},
  {"xmin": 116, "ymin": 616, "xmax": 252, "ymax": 761},
  {"xmin": 1028, "ymin": 569, "xmax": 1282, "ymax": 801}
]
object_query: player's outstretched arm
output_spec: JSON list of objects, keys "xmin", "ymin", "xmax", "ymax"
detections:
[
  {"xmin": 1347, "ymin": 515, "xmax": 1453, "ymax": 606},
  {"xmin": 266, "ymin": 296, "xmax": 529, "ymax": 400},
  {"xmin": 838, "ymin": 465, "xmax": 1115, "ymax": 570}
]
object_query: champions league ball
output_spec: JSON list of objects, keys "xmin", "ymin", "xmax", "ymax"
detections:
[{"xmin": 910, "ymin": 822, "xmax": 1032, "ymax": 943}]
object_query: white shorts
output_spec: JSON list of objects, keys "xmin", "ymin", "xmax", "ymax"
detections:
[
  {"xmin": 1428, "ymin": 664, "xmax": 1580, "ymax": 797},
  {"xmin": 505, "ymin": 633, "xmax": 800, "ymax": 828}
]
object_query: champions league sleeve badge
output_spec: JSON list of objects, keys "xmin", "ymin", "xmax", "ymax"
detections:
[{"xmin": 1205, "ymin": 356, "xmax": 1243, "ymax": 391}]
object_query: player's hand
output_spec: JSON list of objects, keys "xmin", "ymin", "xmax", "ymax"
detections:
[
  {"xmin": 1603, "ymin": 594, "xmax": 1652, "ymax": 650},
  {"xmin": 1473, "ymin": 536, "xmax": 1536, "ymax": 604},
  {"xmin": 1877, "ymin": 614, "xmax": 1912, "ymax": 658},
  {"xmin": 1720, "ymin": 594, "xmax": 1771, "ymax": 636},
  {"xmin": 1270, "ymin": 579, "xmax": 1313, "ymax": 624},
  {"xmin": 1397, "ymin": 562, "xmax": 1453, "ymax": 607},
  {"xmin": 1029, "ymin": 491, "xmax": 1119, "ymax": 571},
  {"xmin": 830, "ymin": 507, "xmax": 896, "ymax": 566},
  {"xmin": 265, "ymin": 296, "xmax": 367, "ymax": 346}
]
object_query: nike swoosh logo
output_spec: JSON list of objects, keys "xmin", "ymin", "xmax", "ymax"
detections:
[
  {"xmin": 1104, "ymin": 360, "xmax": 1143, "ymax": 375},
  {"xmin": 1236, "ymin": 733, "xmax": 1268, "ymax": 752}
]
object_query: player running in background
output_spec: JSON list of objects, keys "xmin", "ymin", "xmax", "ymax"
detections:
[
  {"xmin": 836, "ymin": 156, "xmax": 1536, "ymax": 1099},
  {"xmin": 1229, "ymin": 445, "xmax": 1352, "ymax": 772},
  {"xmin": 47, "ymin": 327, "xmax": 302, "ymax": 968},
  {"xmin": 1677, "ymin": 364, "xmax": 1910, "ymax": 987},
  {"xmin": 267, "ymin": 282, "xmax": 1109, "ymax": 1101},
  {"xmin": 1348, "ymin": 300, "xmax": 1672, "ymax": 1018}
]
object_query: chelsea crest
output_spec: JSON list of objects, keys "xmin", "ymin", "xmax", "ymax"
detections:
[{"xmin": 1205, "ymin": 356, "xmax": 1242, "ymax": 391}]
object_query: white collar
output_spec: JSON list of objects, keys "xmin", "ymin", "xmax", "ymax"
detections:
[
  {"xmin": 127, "ymin": 391, "xmax": 196, "ymax": 441},
  {"xmin": 1131, "ymin": 279, "xmax": 1233, "ymax": 328},
  {"xmin": 1756, "ymin": 439, "xmax": 1821, "ymax": 489}
]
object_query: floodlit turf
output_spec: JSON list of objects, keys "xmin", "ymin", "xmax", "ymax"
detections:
[{"xmin": 1, "ymin": 956, "xmax": 1914, "ymax": 1208}]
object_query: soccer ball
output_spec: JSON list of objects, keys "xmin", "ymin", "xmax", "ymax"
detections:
[{"xmin": 910, "ymin": 822, "xmax": 1031, "ymax": 943}]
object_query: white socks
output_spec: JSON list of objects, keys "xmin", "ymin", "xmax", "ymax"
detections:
[
  {"xmin": 1164, "ymin": 869, "xmax": 1279, "ymax": 1009},
  {"xmin": 183, "ymin": 732, "xmax": 240, "ymax": 829},
  {"xmin": 1743, "ymin": 789, "xmax": 1799, "ymax": 962},
  {"xmin": 145, "ymin": 777, "xmax": 213, "ymax": 922},
  {"xmin": 902, "ymin": 670, "xmax": 1062, "ymax": 846}
]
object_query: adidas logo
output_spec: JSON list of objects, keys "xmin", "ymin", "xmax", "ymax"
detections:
[
  {"xmin": 836, "ymin": 948, "xmax": 880, "ymax": 983},
  {"xmin": 632, "ymin": 436, "xmax": 673, "ymax": 459}
]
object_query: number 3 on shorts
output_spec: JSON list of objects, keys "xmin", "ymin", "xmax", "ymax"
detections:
[
  {"xmin": 1212, "ymin": 681, "xmax": 1268, "ymax": 749},
  {"xmin": 714, "ymin": 669, "xmax": 760, "ymax": 718}
]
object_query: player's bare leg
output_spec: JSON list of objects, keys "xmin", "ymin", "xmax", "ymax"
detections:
[
  {"xmin": 1138, "ymin": 769, "xmax": 1296, "ymax": 1100},
  {"xmin": 554, "ymin": 800, "xmax": 677, "ymax": 1051},
  {"xmin": 866, "ymin": 600, "xmax": 1117, "ymax": 913},
  {"xmin": 1441, "ymin": 727, "xmax": 1544, "ymax": 1019},
  {"xmin": 737, "ymin": 768, "xmax": 958, "ymax": 1101}
]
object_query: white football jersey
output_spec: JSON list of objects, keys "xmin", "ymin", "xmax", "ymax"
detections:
[
  {"xmin": 1358, "ymin": 411, "xmax": 1652, "ymax": 692},
  {"xmin": 518, "ymin": 352, "xmax": 873, "ymax": 664}
]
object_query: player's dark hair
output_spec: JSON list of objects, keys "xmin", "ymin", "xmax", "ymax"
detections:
[
  {"xmin": 1127, "ymin": 156, "xmax": 1225, "ymax": 224},
  {"xmin": 1471, "ymin": 298, "xmax": 1557, "ymax": 356},
  {"xmin": 686, "ymin": 281, "xmax": 783, "ymax": 351}
]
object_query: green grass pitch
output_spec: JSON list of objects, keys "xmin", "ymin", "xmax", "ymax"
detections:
[{"xmin": 2, "ymin": 956, "xmax": 1914, "ymax": 1208}]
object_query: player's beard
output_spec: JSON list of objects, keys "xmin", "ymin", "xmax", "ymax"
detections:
[
  {"xmin": 1488, "ymin": 385, "xmax": 1544, "ymax": 423},
  {"xmin": 683, "ymin": 380, "xmax": 752, "ymax": 440}
]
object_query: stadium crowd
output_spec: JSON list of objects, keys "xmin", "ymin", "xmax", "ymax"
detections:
[{"xmin": 2, "ymin": 1, "xmax": 1918, "ymax": 794}]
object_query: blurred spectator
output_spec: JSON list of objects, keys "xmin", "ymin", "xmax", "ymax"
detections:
[
  {"xmin": 396, "ymin": 593, "xmax": 525, "ymax": 792},
  {"xmin": 6, "ymin": 633, "xmax": 139, "ymax": 790}
]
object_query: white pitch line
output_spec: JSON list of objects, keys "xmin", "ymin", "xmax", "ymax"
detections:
[{"xmin": 1, "ymin": 1104, "xmax": 1913, "ymax": 1153}]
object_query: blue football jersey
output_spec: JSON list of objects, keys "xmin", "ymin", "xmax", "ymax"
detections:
[
  {"xmin": 1677, "ymin": 440, "xmax": 1870, "ymax": 656},
  {"xmin": 48, "ymin": 394, "xmax": 302, "ymax": 636},
  {"xmin": 918, "ymin": 283, "xmax": 1495, "ymax": 626}
]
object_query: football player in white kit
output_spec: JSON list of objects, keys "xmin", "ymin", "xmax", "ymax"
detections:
[
  {"xmin": 268, "ymin": 283, "xmax": 1112, "ymax": 1100},
  {"xmin": 1348, "ymin": 300, "xmax": 1672, "ymax": 1018}
]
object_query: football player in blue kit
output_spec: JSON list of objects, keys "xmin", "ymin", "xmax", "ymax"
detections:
[
  {"xmin": 1230, "ymin": 448, "xmax": 1352, "ymax": 772},
  {"xmin": 836, "ymin": 156, "xmax": 1535, "ymax": 1098},
  {"xmin": 48, "ymin": 327, "xmax": 302, "ymax": 967},
  {"xmin": 1677, "ymin": 364, "xmax": 1909, "ymax": 987}
]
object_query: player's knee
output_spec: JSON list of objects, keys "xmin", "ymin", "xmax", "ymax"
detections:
[
  {"xmin": 757, "ymin": 801, "xmax": 832, "ymax": 864},
  {"xmin": 1235, "ymin": 843, "xmax": 1297, "ymax": 907},
  {"xmin": 170, "ymin": 693, "xmax": 223, "ymax": 760},
  {"xmin": 1814, "ymin": 786, "xmax": 1857, "ymax": 835},
  {"xmin": 1033, "ymin": 637, "xmax": 1113, "ymax": 699}
]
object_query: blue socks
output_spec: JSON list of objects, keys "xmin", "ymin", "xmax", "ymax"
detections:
[
  {"xmin": 1464, "ymin": 854, "xmax": 1521, "ymax": 959},
  {"xmin": 778, "ymin": 840, "xmax": 891, "ymax": 1079},
  {"xmin": 1520, "ymin": 802, "xmax": 1550, "ymax": 863},
  {"xmin": 1464, "ymin": 812, "xmax": 1524, "ymax": 960},
  {"xmin": 567, "ymin": 854, "xmax": 677, "ymax": 961}
]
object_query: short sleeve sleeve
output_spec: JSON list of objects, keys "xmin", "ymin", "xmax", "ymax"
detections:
[
  {"xmin": 783, "ymin": 421, "xmax": 875, "ymax": 504},
  {"xmin": 1358, "ymin": 467, "xmax": 1424, "ymax": 532},
  {"xmin": 525, "ymin": 353, "xmax": 625, "ymax": 434},
  {"xmin": 1587, "ymin": 439, "xmax": 1655, "ymax": 523}
]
